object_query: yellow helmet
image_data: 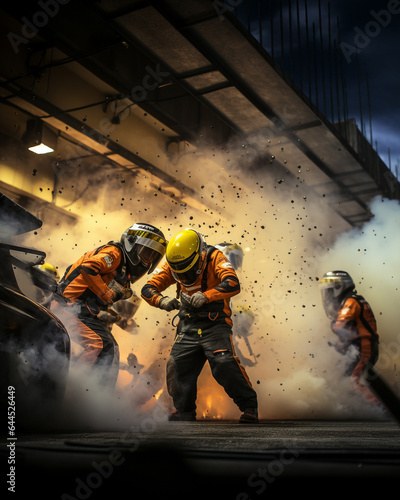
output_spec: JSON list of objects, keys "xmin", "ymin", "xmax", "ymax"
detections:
[
  {"xmin": 166, "ymin": 229, "xmax": 207, "ymax": 286},
  {"xmin": 38, "ymin": 262, "xmax": 59, "ymax": 280}
]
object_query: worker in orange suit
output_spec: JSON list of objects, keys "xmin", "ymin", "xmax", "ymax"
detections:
[
  {"xmin": 141, "ymin": 228, "xmax": 258, "ymax": 423},
  {"xmin": 57, "ymin": 223, "xmax": 167, "ymax": 389},
  {"xmin": 319, "ymin": 270, "xmax": 380, "ymax": 405}
]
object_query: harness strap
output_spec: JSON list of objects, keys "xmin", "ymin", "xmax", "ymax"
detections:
[{"xmin": 201, "ymin": 246, "xmax": 216, "ymax": 293}]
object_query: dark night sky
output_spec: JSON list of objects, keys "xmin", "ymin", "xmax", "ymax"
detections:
[
  {"xmin": 335, "ymin": 0, "xmax": 400, "ymax": 173},
  {"xmin": 240, "ymin": 0, "xmax": 400, "ymax": 177}
]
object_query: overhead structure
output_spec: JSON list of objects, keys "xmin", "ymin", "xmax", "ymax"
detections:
[{"xmin": 0, "ymin": 0, "xmax": 398, "ymax": 226}]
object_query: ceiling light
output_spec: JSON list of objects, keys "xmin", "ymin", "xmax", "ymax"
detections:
[
  {"xmin": 28, "ymin": 143, "xmax": 55, "ymax": 154},
  {"xmin": 23, "ymin": 119, "xmax": 57, "ymax": 154}
]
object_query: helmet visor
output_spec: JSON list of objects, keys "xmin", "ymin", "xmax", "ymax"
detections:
[
  {"xmin": 169, "ymin": 251, "xmax": 207, "ymax": 286},
  {"xmin": 319, "ymin": 276, "xmax": 342, "ymax": 287},
  {"xmin": 170, "ymin": 266, "xmax": 201, "ymax": 286},
  {"xmin": 125, "ymin": 230, "xmax": 167, "ymax": 279},
  {"xmin": 319, "ymin": 285, "xmax": 340, "ymax": 319}
]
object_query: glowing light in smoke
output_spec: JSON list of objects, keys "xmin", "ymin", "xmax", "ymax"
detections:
[{"xmin": 154, "ymin": 388, "xmax": 164, "ymax": 400}]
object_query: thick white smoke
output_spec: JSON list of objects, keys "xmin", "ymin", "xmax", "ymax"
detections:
[
  {"xmin": 163, "ymin": 142, "xmax": 400, "ymax": 420},
  {"xmin": 15, "ymin": 135, "xmax": 400, "ymax": 424},
  {"xmin": 251, "ymin": 195, "xmax": 400, "ymax": 420},
  {"xmin": 316, "ymin": 196, "xmax": 400, "ymax": 396}
]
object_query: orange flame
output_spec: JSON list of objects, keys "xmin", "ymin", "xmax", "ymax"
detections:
[
  {"xmin": 154, "ymin": 388, "xmax": 164, "ymax": 400},
  {"xmin": 196, "ymin": 368, "xmax": 236, "ymax": 420}
]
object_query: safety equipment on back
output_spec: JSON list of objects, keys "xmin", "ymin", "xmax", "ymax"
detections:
[
  {"xmin": 166, "ymin": 229, "xmax": 207, "ymax": 286},
  {"xmin": 121, "ymin": 223, "xmax": 167, "ymax": 281},
  {"xmin": 319, "ymin": 270, "xmax": 355, "ymax": 320},
  {"xmin": 215, "ymin": 242, "xmax": 244, "ymax": 270}
]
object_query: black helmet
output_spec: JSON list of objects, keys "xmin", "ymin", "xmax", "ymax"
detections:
[
  {"xmin": 319, "ymin": 270, "xmax": 355, "ymax": 319},
  {"xmin": 121, "ymin": 223, "xmax": 167, "ymax": 282},
  {"xmin": 215, "ymin": 242, "xmax": 244, "ymax": 270}
]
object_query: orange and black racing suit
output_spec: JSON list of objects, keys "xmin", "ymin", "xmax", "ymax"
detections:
[
  {"xmin": 56, "ymin": 243, "xmax": 130, "ymax": 388},
  {"xmin": 332, "ymin": 291, "xmax": 379, "ymax": 403},
  {"xmin": 141, "ymin": 246, "xmax": 258, "ymax": 416}
]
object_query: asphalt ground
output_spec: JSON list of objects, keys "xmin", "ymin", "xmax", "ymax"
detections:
[{"xmin": 2, "ymin": 418, "xmax": 400, "ymax": 499}]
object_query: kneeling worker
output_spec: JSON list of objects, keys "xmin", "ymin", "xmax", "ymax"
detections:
[{"xmin": 141, "ymin": 228, "xmax": 258, "ymax": 423}]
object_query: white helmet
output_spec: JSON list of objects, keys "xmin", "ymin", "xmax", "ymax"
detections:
[
  {"xmin": 215, "ymin": 242, "xmax": 244, "ymax": 270},
  {"xmin": 319, "ymin": 270, "xmax": 355, "ymax": 319}
]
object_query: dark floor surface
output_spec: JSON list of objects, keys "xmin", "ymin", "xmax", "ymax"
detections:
[{"xmin": 2, "ymin": 418, "xmax": 400, "ymax": 499}]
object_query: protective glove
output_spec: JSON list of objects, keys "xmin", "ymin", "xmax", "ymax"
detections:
[
  {"xmin": 97, "ymin": 308, "xmax": 120, "ymax": 324},
  {"xmin": 189, "ymin": 291, "xmax": 208, "ymax": 308},
  {"xmin": 180, "ymin": 292, "xmax": 191, "ymax": 308},
  {"xmin": 108, "ymin": 280, "xmax": 133, "ymax": 301},
  {"xmin": 159, "ymin": 296, "xmax": 180, "ymax": 311}
]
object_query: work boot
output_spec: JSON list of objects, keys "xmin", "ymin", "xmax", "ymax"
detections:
[
  {"xmin": 168, "ymin": 411, "xmax": 196, "ymax": 421},
  {"xmin": 239, "ymin": 408, "xmax": 258, "ymax": 423}
]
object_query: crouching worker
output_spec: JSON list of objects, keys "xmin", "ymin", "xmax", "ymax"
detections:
[
  {"xmin": 56, "ymin": 223, "xmax": 167, "ymax": 389},
  {"xmin": 141, "ymin": 229, "xmax": 258, "ymax": 423},
  {"xmin": 320, "ymin": 270, "xmax": 380, "ymax": 406}
]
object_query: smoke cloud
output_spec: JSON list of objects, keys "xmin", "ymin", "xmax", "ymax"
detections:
[
  {"xmin": 12, "ymin": 131, "xmax": 400, "ymax": 425},
  {"xmin": 316, "ymin": 196, "xmax": 400, "ymax": 399}
]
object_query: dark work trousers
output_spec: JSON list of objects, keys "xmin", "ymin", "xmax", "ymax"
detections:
[{"xmin": 166, "ymin": 328, "xmax": 258, "ymax": 414}]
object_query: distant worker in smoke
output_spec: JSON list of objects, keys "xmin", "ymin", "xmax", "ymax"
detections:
[
  {"xmin": 214, "ymin": 242, "xmax": 244, "ymax": 271},
  {"xmin": 35, "ymin": 262, "xmax": 60, "ymax": 308},
  {"xmin": 120, "ymin": 352, "xmax": 145, "ymax": 387},
  {"xmin": 141, "ymin": 229, "xmax": 258, "ymax": 423},
  {"xmin": 231, "ymin": 305, "xmax": 257, "ymax": 367},
  {"xmin": 215, "ymin": 243, "xmax": 258, "ymax": 367},
  {"xmin": 126, "ymin": 338, "xmax": 171, "ymax": 409},
  {"xmin": 319, "ymin": 270, "xmax": 380, "ymax": 405},
  {"xmin": 57, "ymin": 223, "xmax": 167, "ymax": 389},
  {"xmin": 37, "ymin": 261, "xmax": 60, "ymax": 281}
]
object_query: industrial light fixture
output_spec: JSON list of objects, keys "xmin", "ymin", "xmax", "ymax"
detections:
[
  {"xmin": 29, "ymin": 143, "xmax": 54, "ymax": 154},
  {"xmin": 23, "ymin": 119, "xmax": 57, "ymax": 154}
]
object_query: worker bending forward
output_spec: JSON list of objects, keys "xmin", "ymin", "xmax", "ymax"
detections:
[
  {"xmin": 58, "ymin": 223, "xmax": 167, "ymax": 389},
  {"xmin": 141, "ymin": 229, "xmax": 258, "ymax": 423},
  {"xmin": 320, "ymin": 270, "xmax": 380, "ymax": 405}
]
